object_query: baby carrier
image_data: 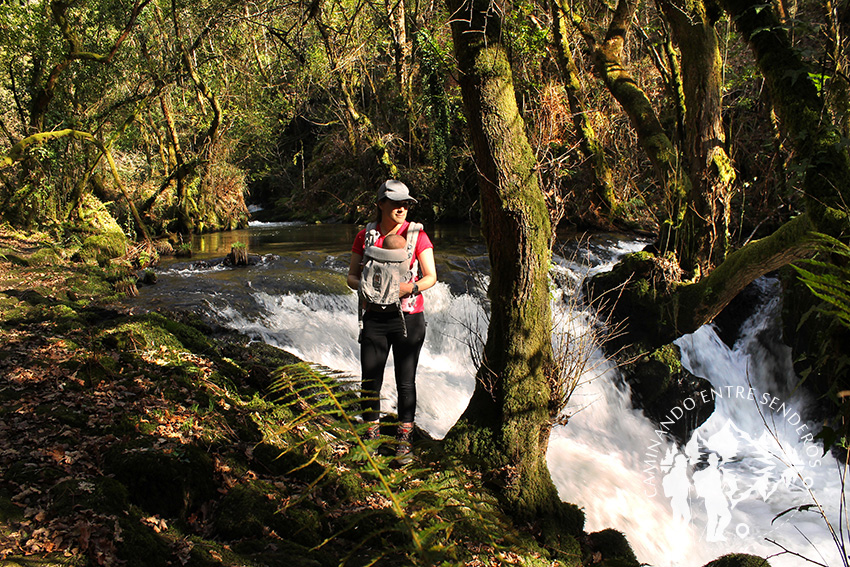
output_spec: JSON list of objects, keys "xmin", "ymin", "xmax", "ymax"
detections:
[{"xmin": 358, "ymin": 222, "xmax": 422, "ymax": 338}]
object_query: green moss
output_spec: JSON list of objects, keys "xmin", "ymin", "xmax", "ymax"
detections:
[
  {"xmin": 51, "ymin": 405, "xmax": 88, "ymax": 428},
  {"xmin": 330, "ymin": 468, "xmax": 369, "ymax": 500},
  {"xmin": 109, "ymin": 413, "xmax": 157, "ymax": 436},
  {"xmin": 214, "ymin": 483, "xmax": 275, "ymax": 539},
  {"xmin": 74, "ymin": 355, "xmax": 118, "ymax": 386},
  {"xmin": 146, "ymin": 312, "xmax": 221, "ymax": 356},
  {"xmin": 702, "ymin": 554, "xmax": 771, "ymax": 567},
  {"xmin": 214, "ymin": 481, "xmax": 320, "ymax": 547},
  {"xmin": 71, "ymin": 193, "xmax": 125, "ymax": 235},
  {"xmin": 0, "ymin": 489, "xmax": 25, "ymax": 523},
  {"xmin": 443, "ymin": 418, "xmax": 506, "ymax": 472},
  {"xmin": 64, "ymin": 273, "xmax": 113, "ymax": 303},
  {"xmin": 539, "ymin": 502, "xmax": 584, "ymax": 565},
  {"xmin": 101, "ymin": 316, "xmax": 188, "ymax": 354},
  {"xmin": 583, "ymin": 529, "xmax": 639, "ymax": 566},
  {"xmin": 115, "ymin": 508, "xmax": 172, "ymax": 567},
  {"xmin": 48, "ymin": 477, "xmax": 130, "ymax": 516},
  {"xmin": 0, "ymin": 248, "xmax": 30, "ymax": 266},
  {"xmin": 81, "ymin": 232, "xmax": 128, "ymax": 264},
  {"xmin": 29, "ymin": 246, "xmax": 64, "ymax": 267},
  {"xmin": 0, "ymin": 553, "xmax": 87, "ymax": 566}
]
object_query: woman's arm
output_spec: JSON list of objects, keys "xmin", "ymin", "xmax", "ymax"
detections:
[
  {"xmin": 400, "ymin": 247, "xmax": 436, "ymax": 297},
  {"xmin": 347, "ymin": 252, "xmax": 363, "ymax": 291}
]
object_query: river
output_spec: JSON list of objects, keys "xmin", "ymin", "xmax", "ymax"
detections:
[{"xmin": 135, "ymin": 221, "xmax": 846, "ymax": 567}]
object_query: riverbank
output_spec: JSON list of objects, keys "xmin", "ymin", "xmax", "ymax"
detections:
[
  {"xmin": 0, "ymin": 228, "xmax": 613, "ymax": 566},
  {"xmin": 0, "ymin": 227, "xmax": 772, "ymax": 567}
]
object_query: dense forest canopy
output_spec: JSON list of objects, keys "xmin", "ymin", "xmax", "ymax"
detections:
[{"xmin": 1, "ymin": 0, "xmax": 846, "ymax": 242}]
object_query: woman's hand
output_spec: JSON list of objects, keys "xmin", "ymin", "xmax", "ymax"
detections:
[
  {"xmin": 401, "ymin": 248, "xmax": 437, "ymax": 297},
  {"xmin": 399, "ymin": 281, "xmax": 416, "ymax": 297}
]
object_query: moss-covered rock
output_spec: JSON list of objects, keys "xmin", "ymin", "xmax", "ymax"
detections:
[
  {"xmin": 703, "ymin": 554, "xmax": 771, "ymax": 567},
  {"xmin": 79, "ymin": 232, "xmax": 128, "ymax": 265},
  {"xmin": 623, "ymin": 344, "xmax": 714, "ymax": 443},
  {"xmin": 214, "ymin": 482, "xmax": 321, "ymax": 547},
  {"xmin": 115, "ymin": 513, "xmax": 172, "ymax": 567},
  {"xmin": 539, "ymin": 502, "xmax": 585, "ymax": 566},
  {"xmin": 48, "ymin": 477, "xmax": 131, "ymax": 517},
  {"xmin": 100, "ymin": 312, "xmax": 207, "ymax": 355},
  {"xmin": 28, "ymin": 245, "xmax": 64, "ymax": 267},
  {"xmin": 214, "ymin": 482, "xmax": 278, "ymax": 539},
  {"xmin": 584, "ymin": 251, "xmax": 683, "ymax": 351},
  {"xmin": 582, "ymin": 528, "xmax": 640, "ymax": 566},
  {"xmin": 71, "ymin": 194, "xmax": 125, "ymax": 236},
  {"xmin": 65, "ymin": 268, "xmax": 115, "ymax": 302}
]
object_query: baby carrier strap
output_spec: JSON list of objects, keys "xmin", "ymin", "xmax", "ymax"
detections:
[
  {"xmin": 358, "ymin": 221, "xmax": 421, "ymax": 339},
  {"xmin": 364, "ymin": 221, "xmax": 381, "ymax": 248},
  {"xmin": 403, "ymin": 222, "xmax": 422, "ymax": 278}
]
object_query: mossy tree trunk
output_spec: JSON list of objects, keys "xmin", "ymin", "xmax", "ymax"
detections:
[
  {"xmin": 551, "ymin": 0, "xmax": 618, "ymax": 221},
  {"xmin": 311, "ymin": 6, "xmax": 398, "ymax": 179},
  {"xmin": 28, "ymin": 0, "xmax": 149, "ymax": 134},
  {"xmin": 571, "ymin": 0, "xmax": 739, "ymax": 273},
  {"xmin": 720, "ymin": 0, "xmax": 850, "ymax": 226},
  {"xmin": 659, "ymin": 0, "xmax": 735, "ymax": 273},
  {"xmin": 1, "ymin": 128, "xmax": 151, "ymax": 242},
  {"xmin": 176, "ymin": 15, "xmax": 224, "ymax": 232},
  {"xmin": 443, "ymin": 0, "xmax": 561, "ymax": 520},
  {"xmin": 159, "ymin": 90, "xmax": 195, "ymax": 234},
  {"xmin": 572, "ymin": 0, "xmax": 692, "ymax": 255},
  {"xmin": 674, "ymin": 0, "xmax": 850, "ymax": 327}
]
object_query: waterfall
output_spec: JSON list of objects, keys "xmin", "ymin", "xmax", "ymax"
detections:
[
  {"xmin": 173, "ymin": 238, "xmax": 844, "ymax": 567},
  {"xmin": 548, "ymin": 275, "xmax": 845, "ymax": 566},
  {"xmin": 206, "ymin": 283, "xmax": 482, "ymax": 439}
]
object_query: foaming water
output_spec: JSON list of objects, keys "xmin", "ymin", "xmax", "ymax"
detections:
[
  {"xmin": 208, "ymin": 283, "xmax": 480, "ymax": 439},
  {"xmin": 150, "ymin": 228, "xmax": 843, "ymax": 566},
  {"xmin": 228, "ymin": 282, "xmax": 843, "ymax": 566},
  {"xmin": 548, "ymin": 276, "xmax": 844, "ymax": 566},
  {"xmin": 667, "ymin": 279, "xmax": 844, "ymax": 566}
]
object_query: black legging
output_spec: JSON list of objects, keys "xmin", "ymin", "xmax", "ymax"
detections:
[{"xmin": 360, "ymin": 310, "xmax": 426, "ymax": 424}]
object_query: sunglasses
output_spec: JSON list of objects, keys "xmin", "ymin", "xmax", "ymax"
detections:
[{"xmin": 383, "ymin": 200, "xmax": 414, "ymax": 209}]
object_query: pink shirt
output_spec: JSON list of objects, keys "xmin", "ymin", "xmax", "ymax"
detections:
[{"xmin": 352, "ymin": 221, "xmax": 433, "ymax": 314}]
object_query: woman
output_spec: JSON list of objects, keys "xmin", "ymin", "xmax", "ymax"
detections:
[{"xmin": 347, "ymin": 180, "xmax": 437, "ymax": 463}]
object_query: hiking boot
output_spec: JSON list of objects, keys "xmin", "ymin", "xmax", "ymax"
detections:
[
  {"xmin": 394, "ymin": 423, "xmax": 414, "ymax": 466},
  {"xmin": 364, "ymin": 422, "xmax": 380, "ymax": 441}
]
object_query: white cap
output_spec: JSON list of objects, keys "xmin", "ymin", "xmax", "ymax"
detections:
[{"xmin": 377, "ymin": 180, "xmax": 417, "ymax": 203}]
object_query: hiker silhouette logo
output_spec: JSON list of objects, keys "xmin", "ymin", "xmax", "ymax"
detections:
[{"xmin": 644, "ymin": 387, "xmax": 821, "ymax": 543}]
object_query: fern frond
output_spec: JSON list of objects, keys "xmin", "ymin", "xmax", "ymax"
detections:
[
  {"xmin": 792, "ymin": 233, "xmax": 850, "ymax": 330},
  {"xmin": 266, "ymin": 361, "xmax": 519, "ymax": 565}
]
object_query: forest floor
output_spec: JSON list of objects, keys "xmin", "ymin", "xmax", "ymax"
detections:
[{"xmin": 0, "ymin": 226, "xmax": 620, "ymax": 567}]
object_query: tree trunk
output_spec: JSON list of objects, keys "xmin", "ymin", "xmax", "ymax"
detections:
[
  {"xmin": 720, "ymin": 0, "xmax": 850, "ymax": 223},
  {"xmin": 385, "ymin": 0, "xmax": 411, "ymax": 100},
  {"xmin": 572, "ymin": 0, "xmax": 693, "ymax": 253},
  {"xmin": 1, "ymin": 128, "xmax": 151, "ymax": 242},
  {"xmin": 443, "ymin": 0, "xmax": 561, "ymax": 520},
  {"xmin": 823, "ymin": 0, "xmax": 850, "ymax": 137},
  {"xmin": 158, "ymin": 91, "xmax": 194, "ymax": 234},
  {"xmin": 312, "ymin": 8, "xmax": 398, "ymax": 178},
  {"xmin": 551, "ymin": 0, "xmax": 618, "ymax": 219},
  {"xmin": 660, "ymin": 0, "xmax": 736, "ymax": 273}
]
